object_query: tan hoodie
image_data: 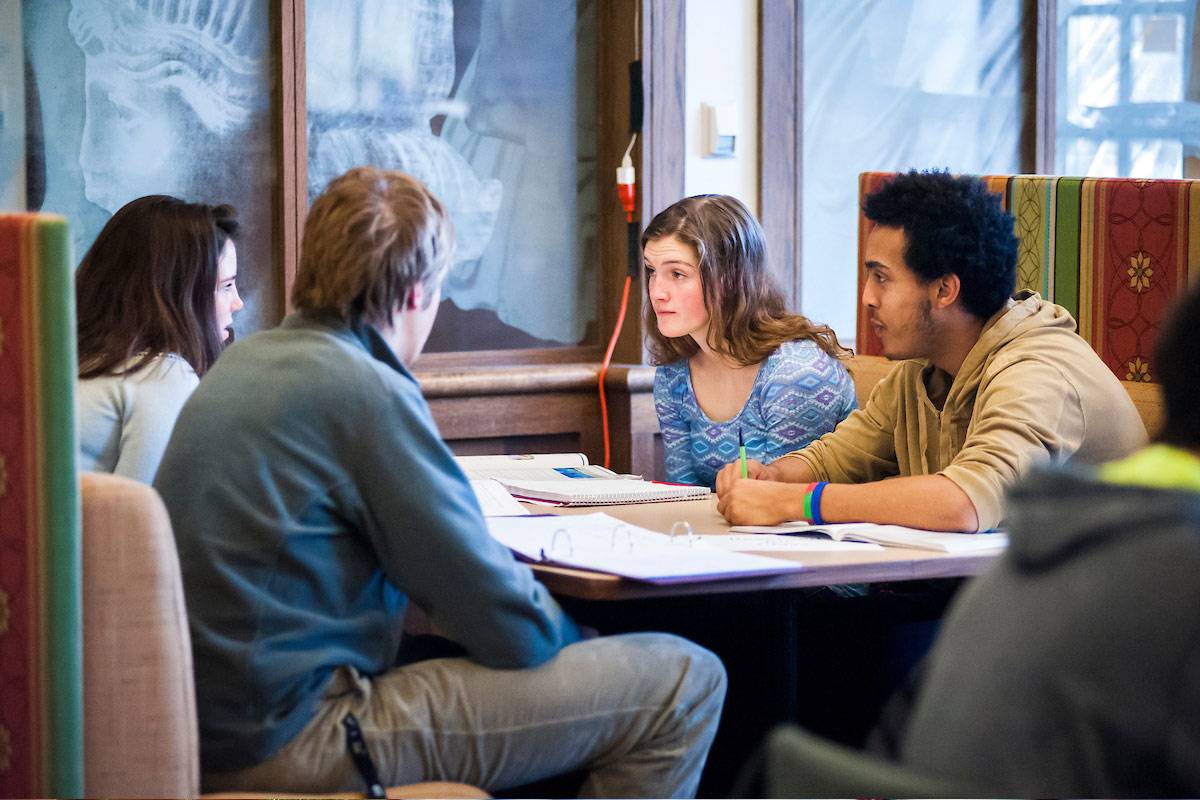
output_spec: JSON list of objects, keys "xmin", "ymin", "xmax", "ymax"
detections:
[{"xmin": 786, "ymin": 291, "xmax": 1146, "ymax": 530}]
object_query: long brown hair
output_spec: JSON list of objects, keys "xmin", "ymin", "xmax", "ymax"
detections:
[
  {"xmin": 642, "ymin": 194, "xmax": 850, "ymax": 366},
  {"xmin": 76, "ymin": 195, "xmax": 238, "ymax": 379}
]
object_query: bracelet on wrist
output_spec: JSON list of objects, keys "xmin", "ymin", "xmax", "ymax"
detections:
[{"xmin": 809, "ymin": 481, "xmax": 828, "ymax": 525}]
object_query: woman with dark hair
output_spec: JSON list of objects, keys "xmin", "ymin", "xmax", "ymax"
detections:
[
  {"xmin": 76, "ymin": 194, "xmax": 243, "ymax": 484},
  {"xmin": 644, "ymin": 194, "xmax": 857, "ymax": 488}
]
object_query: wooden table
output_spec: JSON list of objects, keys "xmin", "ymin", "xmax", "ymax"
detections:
[
  {"xmin": 529, "ymin": 496, "xmax": 1000, "ymax": 600},
  {"xmin": 525, "ymin": 495, "xmax": 999, "ymax": 795}
]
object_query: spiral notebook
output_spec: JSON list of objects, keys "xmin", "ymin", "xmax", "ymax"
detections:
[
  {"xmin": 487, "ymin": 513, "xmax": 803, "ymax": 584},
  {"xmin": 456, "ymin": 453, "xmax": 710, "ymax": 506}
]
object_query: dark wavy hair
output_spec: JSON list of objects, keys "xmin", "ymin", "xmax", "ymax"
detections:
[
  {"xmin": 642, "ymin": 194, "xmax": 849, "ymax": 366},
  {"xmin": 863, "ymin": 170, "xmax": 1017, "ymax": 320},
  {"xmin": 76, "ymin": 195, "xmax": 238, "ymax": 379},
  {"xmin": 1155, "ymin": 281, "xmax": 1200, "ymax": 449}
]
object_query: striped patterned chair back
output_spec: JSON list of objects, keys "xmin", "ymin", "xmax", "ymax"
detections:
[
  {"xmin": 856, "ymin": 172, "xmax": 1200, "ymax": 383},
  {"xmin": 0, "ymin": 213, "xmax": 82, "ymax": 797}
]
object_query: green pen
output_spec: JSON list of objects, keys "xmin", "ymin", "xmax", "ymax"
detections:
[{"xmin": 738, "ymin": 426, "xmax": 748, "ymax": 479}]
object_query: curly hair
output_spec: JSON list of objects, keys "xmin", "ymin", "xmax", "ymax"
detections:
[
  {"xmin": 642, "ymin": 194, "xmax": 849, "ymax": 366},
  {"xmin": 863, "ymin": 170, "xmax": 1018, "ymax": 320}
]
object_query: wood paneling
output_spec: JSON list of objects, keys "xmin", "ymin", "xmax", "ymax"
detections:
[
  {"xmin": 277, "ymin": 0, "xmax": 307, "ymax": 313},
  {"xmin": 759, "ymin": 0, "xmax": 802, "ymax": 308},
  {"xmin": 1026, "ymin": 0, "xmax": 1056, "ymax": 173},
  {"xmin": 643, "ymin": 0, "xmax": 687, "ymax": 223},
  {"xmin": 418, "ymin": 362, "xmax": 663, "ymax": 477},
  {"xmin": 597, "ymin": 0, "xmax": 643, "ymax": 365},
  {"xmin": 421, "ymin": 363, "xmax": 656, "ymax": 475}
]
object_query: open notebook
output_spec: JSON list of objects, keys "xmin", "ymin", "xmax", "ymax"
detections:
[
  {"xmin": 487, "ymin": 512, "xmax": 803, "ymax": 584},
  {"xmin": 729, "ymin": 522, "xmax": 1008, "ymax": 554},
  {"xmin": 456, "ymin": 453, "xmax": 710, "ymax": 506}
]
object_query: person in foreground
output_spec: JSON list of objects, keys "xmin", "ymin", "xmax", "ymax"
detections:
[
  {"xmin": 647, "ymin": 194, "xmax": 856, "ymax": 488},
  {"xmin": 154, "ymin": 167, "xmax": 726, "ymax": 798},
  {"xmin": 75, "ymin": 194, "xmax": 243, "ymax": 484},
  {"xmin": 717, "ymin": 170, "xmax": 1144, "ymax": 532},
  {"xmin": 899, "ymin": 281, "xmax": 1200, "ymax": 796}
]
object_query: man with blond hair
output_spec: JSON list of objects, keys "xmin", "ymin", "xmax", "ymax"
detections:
[{"xmin": 155, "ymin": 167, "xmax": 726, "ymax": 798}]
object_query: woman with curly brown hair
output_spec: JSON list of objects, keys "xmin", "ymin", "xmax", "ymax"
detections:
[{"xmin": 645, "ymin": 194, "xmax": 856, "ymax": 488}]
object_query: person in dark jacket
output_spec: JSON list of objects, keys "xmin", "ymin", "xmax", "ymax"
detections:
[{"xmin": 900, "ymin": 280, "xmax": 1200, "ymax": 796}]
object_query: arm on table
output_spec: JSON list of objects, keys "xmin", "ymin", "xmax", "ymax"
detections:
[{"xmin": 715, "ymin": 473, "xmax": 979, "ymax": 532}]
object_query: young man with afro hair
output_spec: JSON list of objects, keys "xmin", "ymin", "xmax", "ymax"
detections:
[{"xmin": 717, "ymin": 170, "xmax": 1145, "ymax": 532}]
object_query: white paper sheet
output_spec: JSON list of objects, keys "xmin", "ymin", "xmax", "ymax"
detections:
[{"xmin": 487, "ymin": 513, "xmax": 804, "ymax": 584}]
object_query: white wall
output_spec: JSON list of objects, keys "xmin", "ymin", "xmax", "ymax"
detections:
[{"xmin": 683, "ymin": 0, "xmax": 759, "ymax": 214}]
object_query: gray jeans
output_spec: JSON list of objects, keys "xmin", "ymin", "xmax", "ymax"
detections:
[{"xmin": 202, "ymin": 632, "xmax": 727, "ymax": 798}]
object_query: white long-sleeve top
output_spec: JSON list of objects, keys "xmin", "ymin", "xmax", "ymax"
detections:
[{"xmin": 76, "ymin": 353, "xmax": 200, "ymax": 484}]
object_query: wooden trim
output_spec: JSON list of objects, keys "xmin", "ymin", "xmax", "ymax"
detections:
[
  {"xmin": 414, "ymin": 345, "xmax": 605, "ymax": 371},
  {"xmin": 642, "ymin": 0, "xmax": 687, "ymax": 224},
  {"xmin": 597, "ymin": 0, "xmax": 643, "ymax": 364},
  {"xmin": 1029, "ymin": 0, "xmax": 1057, "ymax": 173},
  {"xmin": 277, "ymin": 1, "xmax": 684, "ymax": 366},
  {"xmin": 414, "ymin": 361, "xmax": 656, "ymax": 398},
  {"xmin": 758, "ymin": 0, "xmax": 802, "ymax": 308},
  {"xmin": 609, "ymin": 0, "xmax": 687, "ymax": 365},
  {"xmin": 417, "ymin": 363, "xmax": 601, "ymax": 398},
  {"xmin": 277, "ymin": 0, "xmax": 307, "ymax": 314},
  {"xmin": 601, "ymin": 363, "xmax": 655, "ymax": 393}
]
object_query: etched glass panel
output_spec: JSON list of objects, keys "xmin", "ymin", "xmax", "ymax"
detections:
[
  {"xmin": 6, "ymin": 0, "xmax": 278, "ymax": 334},
  {"xmin": 801, "ymin": 0, "xmax": 1023, "ymax": 345},
  {"xmin": 306, "ymin": 0, "xmax": 598, "ymax": 352}
]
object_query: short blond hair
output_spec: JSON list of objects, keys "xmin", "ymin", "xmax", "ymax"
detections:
[{"xmin": 293, "ymin": 167, "xmax": 454, "ymax": 326}]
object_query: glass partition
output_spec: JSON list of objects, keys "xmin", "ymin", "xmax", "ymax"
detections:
[
  {"xmin": 1057, "ymin": 0, "xmax": 1199, "ymax": 178},
  {"xmin": 801, "ymin": 0, "xmax": 1024, "ymax": 345},
  {"xmin": 6, "ymin": 0, "xmax": 278, "ymax": 334},
  {"xmin": 305, "ymin": 0, "xmax": 598, "ymax": 352}
]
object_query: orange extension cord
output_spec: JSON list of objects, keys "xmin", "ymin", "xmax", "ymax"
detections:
[{"xmin": 598, "ymin": 274, "xmax": 633, "ymax": 469}]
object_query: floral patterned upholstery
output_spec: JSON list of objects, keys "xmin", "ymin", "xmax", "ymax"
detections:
[{"xmin": 856, "ymin": 172, "xmax": 1200, "ymax": 383}]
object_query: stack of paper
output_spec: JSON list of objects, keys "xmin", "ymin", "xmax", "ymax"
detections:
[
  {"xmin": 458, "ymin": 453, "xmax": 709, "ymax": 506},
  {"xmin": 469, "ymin": 479, "xmax": 530, "ymax": 517},
  {"xmin": 487, "ymin": 513, "xmax": 804, "ymax": 584}
]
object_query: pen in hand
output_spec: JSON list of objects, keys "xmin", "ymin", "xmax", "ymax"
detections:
[{"xmin": 738, "ymin": 426, "xmax": 748, "ymax": 479}]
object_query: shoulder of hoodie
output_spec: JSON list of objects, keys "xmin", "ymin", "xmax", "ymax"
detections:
[
  {"xmin": 973, "ymin": 293, "xmax": 1106, "ymax": 388},
  {"xmin": 1003, "ymin": 464, "xmax": 1200, "ymax": 601},
  {"xmin": 865, "ymin": 295, "xmax": 1102, "ymax": 405}
]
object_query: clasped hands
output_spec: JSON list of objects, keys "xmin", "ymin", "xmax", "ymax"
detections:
[{"xmin": 714, "ymin": 459, "xmax": 803, "ymax": 525}]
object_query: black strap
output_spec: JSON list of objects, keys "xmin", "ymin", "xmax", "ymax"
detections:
[{"xmin": 341, "ymin": 712, "xmax": 386, "ymax": 799}]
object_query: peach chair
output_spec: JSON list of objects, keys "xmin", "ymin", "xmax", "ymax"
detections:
[{"xmin": 81, "ymin": 472, "xmax": 486, "ymax": 799}]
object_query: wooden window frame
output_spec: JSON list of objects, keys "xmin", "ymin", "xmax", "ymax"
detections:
[
  {"xmin": 757, "ymin": 0, "xmax": 1059, "ymax": 308},
  {"xmin": 274, "ymin": 0, "xmax": 686, "ymax": 369}
]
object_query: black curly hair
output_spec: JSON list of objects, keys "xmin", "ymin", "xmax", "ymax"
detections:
[{"xmin": 863, "ymin": 170, "xmax": 1018, "ymax": 320}]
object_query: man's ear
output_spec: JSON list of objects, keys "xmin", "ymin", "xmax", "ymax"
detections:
[{"xmin": 933, "ymin": 273, "xmax": 962, "ymax": 310}]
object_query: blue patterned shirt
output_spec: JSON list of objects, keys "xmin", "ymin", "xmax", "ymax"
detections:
[{"xmin": 654, "ymin": 339, "xmax": 857, "ymax": 488}]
